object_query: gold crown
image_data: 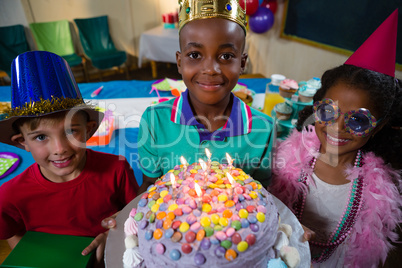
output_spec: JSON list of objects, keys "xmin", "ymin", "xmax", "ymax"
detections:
[{"xmin": 178, "ymin": 0, "xmax": 247, "ymax": 33}]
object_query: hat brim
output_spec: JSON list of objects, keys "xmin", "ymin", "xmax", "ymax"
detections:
[{"xmin": 0, "ymin": 106, "xmax": 104, "ymax": 149}]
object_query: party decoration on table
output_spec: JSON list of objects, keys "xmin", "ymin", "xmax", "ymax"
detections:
[
  {"xmin": 232, "ymin": 82, "xmax": 255, "ymax": 107},
  {"xmin": 150, "ymin": 78, "xmax": 186, "ymax": 100},
  {"xmin": 162, "ymin": 11, "xmax": 179, "ymax": 29},
  {"xmin": 86, "ymin": 108, "xmax": 115, "ymax": 146},
  {"xmin": 0, "ymin": 152, "xmax": 20, "ymax": 179},
  {"xmin": 249, "ymin": 7, "xmax": 275, "ymax": 34},
  {"xmin": 90, "ymin": 85, "xmax": 104, "ymax": 98}
]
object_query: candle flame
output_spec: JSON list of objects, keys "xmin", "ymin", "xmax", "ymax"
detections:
[
  {"xmin": 180, "ymin": 156, "xmax": 188, "ymax": 166},
  {"xmin": 194, "ymin": 183, "xmax": 202, "ymax": 197},
  {"xmin": 226, "ymin": 172, "xmax": 235, "ymax": 185},
  {"xmin": 226, "ymin": 153, "xmax": 233, "ymax": 165},
  {"xmin": 199, "ymin": 158, "xmax": 207, "ymax": 171},
  {"xmin": 205, "ymin": 148, "xmax": 211, "ymax": 159},
  {"xmin": 170, "ymin": 173, "xmax": 176, "ymax": 188}
]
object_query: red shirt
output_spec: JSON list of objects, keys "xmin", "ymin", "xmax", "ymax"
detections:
[{"xmin": 0, "ymin": 149, "xmax": 139, "ymax": 239}]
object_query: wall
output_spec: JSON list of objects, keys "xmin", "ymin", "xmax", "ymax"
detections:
[
  {"xmin": 1, "ymin": 0, "xmax": 400, "ymax": 80},
  {"xmin": 246, "ymin": 2, "xmax": 402, "ymax": 80}
]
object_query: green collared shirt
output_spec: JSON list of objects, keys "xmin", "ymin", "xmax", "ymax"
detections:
[{"xmin": 137, "ymin": 90, "xmax": 274, "ymax": 187}]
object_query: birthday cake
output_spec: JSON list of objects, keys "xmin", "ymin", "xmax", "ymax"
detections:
[{"xmin": 122, "ymin": 160, "xmax": 300, "ymax": 268}]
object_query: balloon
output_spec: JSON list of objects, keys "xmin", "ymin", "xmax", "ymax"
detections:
[
  {"xmin": 261, "ymin": 0, "xmax": 278, "ymax": 14},
  {"xmin": 239, "ymin": 0, "xmax": 260, "ymax": 16},
  {"xmin": 258, "ymin": 0, "xmax": 264, "ymax": 5},
  {"xmin": 249, "ymin": 7, "xmax": 275, "ymax": 34}
]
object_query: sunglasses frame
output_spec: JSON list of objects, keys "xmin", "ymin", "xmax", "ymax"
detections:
[{"xmin": 313, "ymin": 98, "xmax": 378, "ymax": 137}]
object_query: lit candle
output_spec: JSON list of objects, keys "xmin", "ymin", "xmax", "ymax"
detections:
[
  {"xmin": 170, "ymin": 173, "xmax": 177, "ymax": 199},
  {"xmin": 180, "ymin": 156, "xmax": 188, "ymax": 178},
  {"xmin": 226, "ymin": 153, "xmax": 234, "ymax": 172},
  {"xmin": 205, "ymin": 148, "xmax": 212, "ymax": 168},
  {"xmin": 199, "ymin": 158, "xmax": 208, "ymax": 188},
  {"xmin": 194, "ymin": 183, "xmax": 202, "ymax": 210},
  {"xmin": 226, "ymin": 172, "xmax": 235, "ymax": 200}
]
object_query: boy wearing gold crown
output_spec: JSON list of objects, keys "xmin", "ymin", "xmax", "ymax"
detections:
[
  {"xmin": 137, "ymin": 0, "xmax": 274, "ymax": 194},
  {"xmin": 0, "ymin": 51, "xmax": 139, "ymax": 267}
]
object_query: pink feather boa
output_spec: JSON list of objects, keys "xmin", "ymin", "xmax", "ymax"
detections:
[{"xmin": 269, "ymin": 126, "xmax": 402, "ymax": 267}]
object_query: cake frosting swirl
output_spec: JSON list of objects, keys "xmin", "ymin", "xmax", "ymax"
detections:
[{"xmin": 122, "ymin": 161, "xmax": 300, "ymax": 267}]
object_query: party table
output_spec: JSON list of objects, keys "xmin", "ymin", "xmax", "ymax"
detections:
[
  {"xmin": 138, "ymin": 25, "xmax": 180, "ymax": 78},
  {"xmin": 0, "ymin": 78, "xmax": 270, "ymax": 188}
]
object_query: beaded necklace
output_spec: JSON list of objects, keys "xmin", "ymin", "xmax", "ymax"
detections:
[{"xmin": 294, "ymin": 150, "xmax": 364, "ymax": 263}]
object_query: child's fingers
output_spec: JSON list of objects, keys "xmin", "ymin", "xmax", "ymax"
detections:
[
  {"xmin": 301, "ymin": 224, "xmax": 316, "ymax": 242},
  {"xmin": 101, "ymin": 211, "xmax": 120, "ymax": 229},
  {"xmin": 81, "ymin": 231, "xmax": 108, "ymax": 256}
]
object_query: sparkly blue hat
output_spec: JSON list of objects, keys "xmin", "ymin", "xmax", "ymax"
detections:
[{"xmin": 0, "ymin": 51, "xmax": 103, "ymax": 147}]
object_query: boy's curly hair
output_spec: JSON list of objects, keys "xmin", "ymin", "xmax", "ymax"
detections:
[{"xmin": 296, "ymin": 64, "xmax": 402, "ymax": 168}]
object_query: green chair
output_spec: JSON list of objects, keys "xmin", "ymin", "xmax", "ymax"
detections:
[
  {"xmin": 0, "ymin": 24, "xmax": 30, "ymax": 78},
  {"xmin": 29, "ymin": 20, "xmax": 88, "ymax": 82},
  {"xmin": 74, "ymin": 15, "xmax": 128, "ymax": 79}
]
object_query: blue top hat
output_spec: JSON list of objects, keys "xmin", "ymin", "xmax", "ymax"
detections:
[{"xmin": 0, "ymin": 51, "xmax": 103, "ymax": 147}]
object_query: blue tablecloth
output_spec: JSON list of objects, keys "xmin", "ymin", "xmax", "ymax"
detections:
[{"xmin": 0, "ymin": 78, "xmax": 270, "ymax": 186}]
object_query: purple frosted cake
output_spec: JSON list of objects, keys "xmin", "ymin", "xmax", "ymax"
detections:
[{"xmin": 123, "ymin": 161, "xmax": 280, "ymax": 267}]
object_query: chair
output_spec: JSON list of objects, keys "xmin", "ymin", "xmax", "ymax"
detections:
[
  {"xmin": 0, "ymin": 24, "xmax": 30, "ymax": 78},
  {"xmin": 74, "ymin": 15, "xmax": 128, "ymax": 79},
  {"xmin": 29, "ymin": 20, "xmax": 88, "ymax": 82}
]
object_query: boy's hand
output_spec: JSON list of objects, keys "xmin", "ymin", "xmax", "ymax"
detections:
[
  {"xmin": 101, "ymin": 211, "xmax": 119, "ymax": 229},
  {"xmin": 81, "ymin": 211, "xmax": 120, "ymax": 267},
  {"xmin": 301, "ymin": 224, "xmax": 316, "ymax": 241},
  {"xmin": 82, "ymin": 231, "xmax": 108, "ymax": 268}
]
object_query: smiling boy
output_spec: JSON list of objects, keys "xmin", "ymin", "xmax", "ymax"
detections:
[
  {"xmin": 0, "ymin": 51, "xmax": 139, "ymax": 267},
  {"xmin": 137, "ymin": 0, "xmax": 274, "ymax": 193}
]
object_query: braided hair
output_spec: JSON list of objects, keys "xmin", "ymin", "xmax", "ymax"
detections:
[{"xmin": 296, "ymin": 64, "xmax": 402, "ymax": 168}]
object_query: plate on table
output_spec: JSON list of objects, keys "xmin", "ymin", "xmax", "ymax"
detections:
[
  {"xmin": 105, "ymin": 196, "xmax": 311, "ymax": 267},
  {"xmin": 0, "ymin": 152, "xmax": 20, "ymax": 179}
]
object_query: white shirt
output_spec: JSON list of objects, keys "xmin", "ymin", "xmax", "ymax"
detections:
[{"xmin": 302, "ymin": 173, "xmax": 351, "ymax": 268}]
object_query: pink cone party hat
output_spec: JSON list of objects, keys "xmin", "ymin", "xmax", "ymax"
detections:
[{"xmin": 345, "ymin": 9, "xmax": 398, "ymax": 77}]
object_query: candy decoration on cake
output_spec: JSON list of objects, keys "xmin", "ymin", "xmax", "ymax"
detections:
[{"xmin": 123, "ymin": 154, "xmax": 301, "ymax": 267}]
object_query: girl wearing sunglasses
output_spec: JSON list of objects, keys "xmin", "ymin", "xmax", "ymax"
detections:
[{"xmin": 270, "ymin": 10, "xmax": 401, "ymax": 268}]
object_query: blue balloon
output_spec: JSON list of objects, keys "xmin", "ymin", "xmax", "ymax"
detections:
[
  {"xmin": 259, "ymin": 0, "xmax": 264, "ymax": 5},
  {"xmin": 249, "ymin": 7, "xmax": 275, "ymax": 34}
]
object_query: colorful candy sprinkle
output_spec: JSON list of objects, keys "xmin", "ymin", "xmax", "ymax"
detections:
[
  {"xmin": 256, "ymin": 212, "xmax": 266, "ymax": 222},
  {"xmin": 185, "ymin": 231, "xmax": 196, "ymax": 243},
  {"xmin": 239, "ymin": 209, "xmax": 249, "ymax": 219},
  {"xmin": 194, "ymin": 253, "xmax": 206, "ymax": 265},
  {"xmin": 155, "ymin": 243, "xmax": 165, "ymax": 254},
  {"xmin": 134, "ymin": 212, "xmax": 143, "ymax": 221},
  {"xmin": 245, "ymin": 234, "xmax": 256, "ymax": 246},
  {"xmin": 153, "ymin": 228, "xmax": 163, "ymax": 240},
  {"xmin": 237, "ymin": 241, "xmax": 248, "ymax": 252},
  {"xmin": 165, "ymin": 228, "xmax": 174, "ymax": 238},
  {"xmin": 179, "ymin": 222, "xmax": 190, "ymax": 233},
  {"xmin": 221, "ymin": 240, "xmax": 232, "ymax": 249},
  {"xmin": 222, "ymin": 209, "xmax": 233, "ymax": 218},
  {"xmin": 196, "ymin": 229, "xmax": 205, "ymax": 241},
  {"xmin": 200, "ymin": 238, "xmax": 211, "ymax": 250},
  {"xmin": 211, "ymin": 214, "xmax": 220, "ymax": 225},
  {"xmin": 181, "ymin": 243, "xmax": 192, "ymax": 254},
  {"xmin": 171, "ymin": 232, "xmax": 182, "ymax": 242},
  {"xmin": 225, "ymin": 249, "xmax": 237, "ymax": 261},
  {"xmin": 231, "ymin": 232, "xmax": 242, "ymax": 244},
  {"xmin": 200, "ymin": 217, "xmax": 211, "ymax": 227},
  {"xmin": 170, "ymin": 249, "xmax": 181, "ymax": 260}
]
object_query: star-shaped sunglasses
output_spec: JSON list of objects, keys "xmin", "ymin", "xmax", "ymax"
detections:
[{"xmin": 313, "ymin": 98, "xmax": 381, "ymax": 137}]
